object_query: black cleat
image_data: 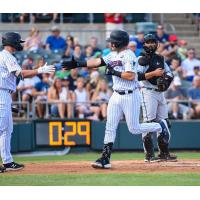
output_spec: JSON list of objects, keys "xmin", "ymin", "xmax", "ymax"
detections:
[
  {"xmin": 158, "ymin": 153, "xmax": 177, "ymax": 162},
  {"xmin": 0, "ymin": 166, "xmax": 6, "ymax": 173},
  {"xmin": 144, "ymin": 155, "xmax": 160, "ymax": 163},
  {"xmin": 3, "ymin": 162, "xmax": 25, "ymax": 171},
  {"xmin": 91, "ymin": 157, "xmax": 111, "ymax": 169}
]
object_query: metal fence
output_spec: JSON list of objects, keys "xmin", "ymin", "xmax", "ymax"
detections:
[{"xmin": 12, "ymin": 99, "xmax": 200, "ymax": 121}]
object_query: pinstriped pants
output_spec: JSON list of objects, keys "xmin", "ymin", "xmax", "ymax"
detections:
[
  {"xmin": 0, "ymin": 90, "xmax": 13, "ymax": 164},
  {"xmin": 104, "ymin": 89, "xmax": 162, "ymax": 144}
]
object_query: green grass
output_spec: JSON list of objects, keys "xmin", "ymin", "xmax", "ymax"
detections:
[
  {"xmin": 1, "ymin": 173, "xmax": 200, "ymax": 186},
  {"xmin": 0, "ymin": 152, "xmax": 199, "ymax": 186},
  {"xmin": 12, "ymin": 151, "xmax": 200, "ymax": 163}
]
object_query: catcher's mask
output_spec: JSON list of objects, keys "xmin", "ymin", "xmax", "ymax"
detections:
[
  {"xmin": 143, "ymin": 34, "xmax": 158, "ymax": 55},
  {"xmin": 2, "ymin": 32, "xmax": 25, "ymax": 51},
  {"xmin": 106, "ymin": 30, "xmax": 129, "ymax": 49}
]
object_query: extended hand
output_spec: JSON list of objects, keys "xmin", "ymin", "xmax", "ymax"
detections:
[{"xmin": 37, "ymin": 63, "xmax": 55, "ymax": 74}]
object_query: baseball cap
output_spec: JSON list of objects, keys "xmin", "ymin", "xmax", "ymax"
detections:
[
  {"xmin": 51, "ymin": 26, "xmax": 60, "ymax": 32},
  {"xmin": 169, "ymin": 34, "xmax": 178, "ymax": 42},
  {"xmin": 157, "ymin": 25, "xmax": 164, "ymax": 29},
  {"xmin": 129, "ymin": 41, "xmax": 137, "ymax": 46},
  {"xmin": 178, "ymin": 39, "xmax": 187, "ymax": 46},
  {"xmin": 62, "ymin": 76, "xmax": 69, "ymax": 81}
]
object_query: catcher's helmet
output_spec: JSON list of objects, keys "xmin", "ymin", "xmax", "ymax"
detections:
[
  {"xmin": 106, "ymin": 30, "xmax": 129, "ymax": 49},
  {"xmin": 143, "ymin": 33, "xmax": 158, "ymax": 54},
  {"xmin": 2, "ymin": 32, "xmax": 25, "ymax": 51}
]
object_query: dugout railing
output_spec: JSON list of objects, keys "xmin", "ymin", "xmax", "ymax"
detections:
[{"xmin": 12, "ymin": 99, "xmax": 200, "ymax": 121}]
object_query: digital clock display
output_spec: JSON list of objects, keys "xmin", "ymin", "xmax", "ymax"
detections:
[{"xmin": 35, "ymin": 120, "xmax": 91, "ymax": 146}]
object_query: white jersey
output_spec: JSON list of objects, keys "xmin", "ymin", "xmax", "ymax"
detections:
[
  {"xmin": 0, "ymin": 49, "xmax": 21, "ymax": 92},
  {"xmin": 103, "ymin": 49, "xmax": 138, "ymax": 91},
  {"xmin": 136, "ymin": 56, "xmax": 173, "ymax": 89}
]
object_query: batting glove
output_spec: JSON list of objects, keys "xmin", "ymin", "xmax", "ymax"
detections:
[{"xmin": 37, "ymin": 63, "xmax": 55, "ymax": 74}]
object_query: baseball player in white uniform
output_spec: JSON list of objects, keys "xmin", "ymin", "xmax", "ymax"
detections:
[
  {"xmin": 136, "ymin": 34, "xmax": 177, "ymax": 162},
  {"xmin": 0, "ymin": 32, "xmax": 55, "ymax": 171},
  {"xmin": 62, "ymin": 30, "xmax": 171, "ymax": 169}
]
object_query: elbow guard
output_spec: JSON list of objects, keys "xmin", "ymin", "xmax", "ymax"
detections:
[{"xmin": 137, "ymin": 72, "xmax": 146, "ymax": 81}]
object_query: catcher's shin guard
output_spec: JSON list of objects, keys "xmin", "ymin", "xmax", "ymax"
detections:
[{"xmin": 142, "ymin": 132, "xmax": 154, "ymax": 157}]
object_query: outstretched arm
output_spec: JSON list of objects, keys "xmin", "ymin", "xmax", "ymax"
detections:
[
  {"xmin": 15, "ymin": 63, "xmax": 55, "ymax": 79},
  {"xmin": 62, "ymin": 56, "xmax": 105, "ymax": 70}
]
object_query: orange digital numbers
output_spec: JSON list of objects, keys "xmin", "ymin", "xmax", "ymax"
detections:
[
  {"xmin": 64, "ymin": 122, "xmax": 76, "ymax": 146},
  {"xmin": 49, "ymin": 122, "xmax": 62, "ymax": 146},
  {"xmin": 77, "ymin": 121, "xmax": 90, "ymax": 145},
  {"xmin": 49, "ymin": 121, "xmax": 91, "ymax": 146}
]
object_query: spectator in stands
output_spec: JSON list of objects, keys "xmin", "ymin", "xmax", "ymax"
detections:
[
  {"xmin": 68, "ymin": 68, "xmax": 79, "ymax": 91},
  {"xmin": 32, "ymin": 73, "xmax": 52, "ymax": 118},
  {"xmin": 45, "ymin": 26, "xmax": 66, "ymax": 53},
  {"xmin": 177, "ymin": 39, "xmax": 188, "ymax": 61},
  {"xmin": 89, "ymin": 37, "xmax": 101, "ymax": 54},
  {"xmin": 17, "ymin": 63, "xmax": 40, "ymax": 110},
  {"xmin": 104, "ymin": 13, "xmax": 125, "ymax": 38},
  {"xmin": 19, "ymin": 13, "xmax": 36, "ymax": 23},
  {"xmin": 155, "ymin": 24, "xmax": 169, "ymax": 46},
  {"xmin": 34, "ymin": 13, "xmax": 59, "ymax": 23},
  {"xmin": 84, "ymin": 45, "xmax": 94, "ymax": 60},
  {"xmin": 63, "ymin": 35, "xmax": 75, "ymax": 58},
  {"xmin": 73, "ymin": 44, "xmax": 85, "ymax": 60},
  {"xmin": 24, "ymin": 27, "xmax": 43, "ymax": 52},
  {"xmin": 90, "ymin": 69, "xmax": 100, "ymax": 90},
  {"xmin": 181, "ymin": 48, "xmax": 200, "ymax": 81},
  {"xmin": 130, "ymin": 31, "xmax": 144, "ymax": 51},
  {"xmin": 22, "ymin": 57, "xmax": 34, "ymax": 70},
  {"xmin": 91, "ymin": 79, "xmax": 112, "ymax": 120},
  {"xmin": 128, "ymin": 41, "xmax": 140, "ymax": 57},
  {"xmin": 165, "ymin": 76, "xmax": 193, "ymax": 119},
  {"xmin": 34, "ymin": 57, "xmax": 45, "ymax": 70},
  {"xmin": 72, "ymin": 77, "xmax": 100, "ymax": 120},
  {"xmin": 188, "ymin": 76, "xmax": 200, "ymax": 118},
  {"xmin": 170, "ymin": 56, "xmax": 183, "ymax": 79},
  {"xmin": 47, "ymin": 77, "xmax": 72, "ymax": 119},
  {"xmin": 161, "ymin": 34, "xmax": 179, "ymax": 61}
]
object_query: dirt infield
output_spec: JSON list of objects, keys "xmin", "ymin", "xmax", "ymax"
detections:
[{"xmin": 5, "ymin": 159, "xmax": 200, "ymax": 174}]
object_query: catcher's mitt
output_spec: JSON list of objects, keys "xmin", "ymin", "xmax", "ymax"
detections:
[{"xmin": 157, "ymin": 74, "xmax": 173, "ymax": 92}]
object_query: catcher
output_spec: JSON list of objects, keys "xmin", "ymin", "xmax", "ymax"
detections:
[{"xmin": 136, "ymin": 34, "xmax": 177, "ymax": 162}]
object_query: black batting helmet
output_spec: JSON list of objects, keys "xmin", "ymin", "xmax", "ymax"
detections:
[
  {"xmin": 143, "ymin": 33, "xmax": 158, "ymax": 54},
  {"xmin": 106, "ymin": 30, "xmax": 129, "ymax": 49},
  {"xmin": 2, "ymin": 32, "xmax": 25, "ymax": 51}
]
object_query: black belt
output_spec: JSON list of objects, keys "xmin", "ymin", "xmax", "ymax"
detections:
[
  {"xmin": 115, "ymin": 90, "xmax": 133, "ymax": 95},
  {"xmin": 145, "ymin": 87, "xmax": 160, "ymax": 92},
  {"xmin": 0, "ymin": 88, "xmax": 13, "ymax": 94}
]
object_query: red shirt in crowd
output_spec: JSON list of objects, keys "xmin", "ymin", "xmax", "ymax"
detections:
[{"xmin": 104, "ymin": 14, "xmax": 124, "ymax": 24}]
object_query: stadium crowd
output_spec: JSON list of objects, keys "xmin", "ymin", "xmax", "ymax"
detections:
[{"xmin": 12, "ymin": 23, "xmax": 200, "ymax": 120}]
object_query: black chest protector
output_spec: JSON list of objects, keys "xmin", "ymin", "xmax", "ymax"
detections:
[{"xmin": 145, "ymin": 53, "xmax": 165, "ymax": 85}]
